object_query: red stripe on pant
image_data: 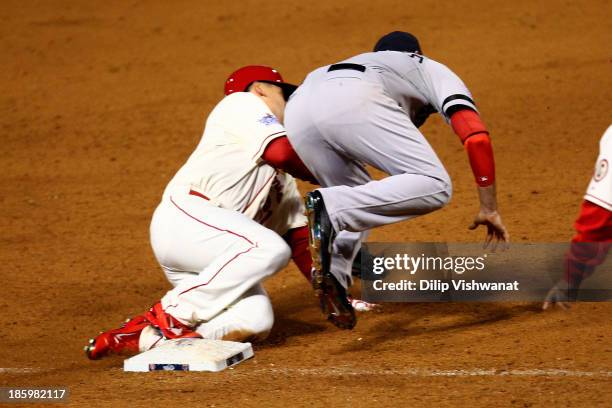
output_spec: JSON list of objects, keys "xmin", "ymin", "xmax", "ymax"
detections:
[{"xmin": 168, "ymin": 196, "xmax": 258, "ymax": 295}]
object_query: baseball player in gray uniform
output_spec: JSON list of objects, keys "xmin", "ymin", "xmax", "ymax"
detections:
[{"xmin": 284, "ymin": 31, "xmax": 510, "ymax": 329}]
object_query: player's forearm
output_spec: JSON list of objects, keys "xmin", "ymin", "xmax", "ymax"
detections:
[
  {"xmin": 464, "ymin": 134, "xmax": 495, "ymax": 187},
  {"xmin": 280, "ymin": 159, "xmax": 318, "ymax": 184},
  {"xmin": 477, "ymin": 184, "xmax": 499, "ymax": 213},
  {"xmin": 450, "ymin": 109, "xmax": 496, "ymax": 188}
]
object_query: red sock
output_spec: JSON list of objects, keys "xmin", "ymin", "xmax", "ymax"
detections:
[{"xmin": 285, "ymin": 226, "xmax": 312, "ymax": 281}]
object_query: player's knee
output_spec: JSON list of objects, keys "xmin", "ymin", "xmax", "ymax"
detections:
[
  {"xmin": 267, "ymin": 243, "xmax": 291, "ymax": 274},
  {"xmin": 259, "ymin": 235, "xmax": 291, "ymax": 274},
  {"xmin": 196, "ymin": 286, "xmax": 275, "ymax": 342},
  {"xmin": 226, "ymin": 294, "xmax": 275, "ymax": 342},
  {"xmin": 428, "ymin": 168, "xmax": 452, "ymax": 208},
  {"xmin": 422, "ymin": 179, "xmax": 452, "ymax": 215},
  {"xmin": 244, "ymin": 300, "xmax": 274, "ymax": 341},
  {"xmin": 438, "ymin": 178, "xmax": 452, "ymax": 207}
]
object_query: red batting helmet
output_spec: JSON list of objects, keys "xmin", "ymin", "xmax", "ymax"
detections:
[{"xmin": 224, "ymin": 65, "xmax": 297, "ymax": 100}]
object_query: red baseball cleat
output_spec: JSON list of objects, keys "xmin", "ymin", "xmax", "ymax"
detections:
[
  {"xmin": 143, "ymin": 302, "xmax": 202, "ymax": 340},
  {"xmin": 85, "ymin": 302, "xmax": 201, "ymax": 360},
  {"xmin": 84, "ymin": 315, "xmax": 149, "ymax": 360}
]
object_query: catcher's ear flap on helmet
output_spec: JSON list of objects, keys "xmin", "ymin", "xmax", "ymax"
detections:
[
  {"xmin": 224, "ymin": 65, "xmax": 297, "ymax": 100},
  {"xmin": 373, "ymin": 31, "xmax": 422, "ymax": 54}
]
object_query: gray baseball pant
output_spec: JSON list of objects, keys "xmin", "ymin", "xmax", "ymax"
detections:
[{"xmin": 285, "ymin": 67, "xmax": 452, "ymax": 287}]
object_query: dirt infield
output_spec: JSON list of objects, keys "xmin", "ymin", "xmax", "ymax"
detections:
[{"xmin": 1, "ymin": 0, "xmax": 610, "ymax": 406}]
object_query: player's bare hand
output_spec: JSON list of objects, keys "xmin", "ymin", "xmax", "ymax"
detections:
[
  {"xmin": 468, "ymin": 210, "xmax": 509, "ymax": 251},
  {"xmin": 472, "ymin": 184, "xmax": 509, "ymax": 250}
]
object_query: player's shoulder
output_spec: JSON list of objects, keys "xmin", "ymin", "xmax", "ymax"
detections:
[
  {"xmin": 418, "ymin": 55, "xmax": 455, "ymax": 74},
  {"xmin": 349, "ymin": 51, "xmax": 453, "ymax": 73},
  {"xmin": 208, "ymin": 92, "xmax": 268, "ymax": 124},
  {"xmin": 214, "ymin": 92, "xmax": 262, "ymax": 113},
  {"xmin": 347, "ymin": 50, "xmax": 417, "ymax": 65}
]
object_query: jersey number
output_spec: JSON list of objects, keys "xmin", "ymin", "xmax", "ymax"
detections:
[{"xmin": 409, "ymin": 53, "xmax": 423, "ymax": 63}]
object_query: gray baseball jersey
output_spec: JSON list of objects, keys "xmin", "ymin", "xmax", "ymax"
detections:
[
  {"xmin": 285, "ymin": 51, "xmax": 477, "ymax": 286},
  {"xmin": 341, "ymin": 51, "xmax": 477, "ymax": 124}
]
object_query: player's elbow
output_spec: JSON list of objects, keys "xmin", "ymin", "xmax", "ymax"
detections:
[
  {"xmin": 464, "ymin": 133, "xmax": 491, "ymax": 149},
  {"xmin": 269, "ymin": 151, "xmax": 293, "ymax": 169},
  {"xmin": 262, "ymin": 137, "xmax": 293, "ymax": 170}
]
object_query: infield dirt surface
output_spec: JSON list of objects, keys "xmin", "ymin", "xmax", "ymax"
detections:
[{"xmin": 1, "ymin": 0, "xmax": 611, "ymax": 407}]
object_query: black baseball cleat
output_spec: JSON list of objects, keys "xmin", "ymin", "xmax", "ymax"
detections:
[{"xmin": 305, "ymin": 191, "xmax": 356, "ymax": 329}]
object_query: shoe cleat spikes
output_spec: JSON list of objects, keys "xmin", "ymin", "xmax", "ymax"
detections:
[
  {"xmin": 305, "ymin": 191, "xmax": 356, "ymax": 330},
  {"xmin": 84, "ymin": 340, "xmax": 96, "ymax": 357}
]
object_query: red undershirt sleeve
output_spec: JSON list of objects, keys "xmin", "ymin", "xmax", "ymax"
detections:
[
  {"xmin": 450, "ymin": 109, "xmax": 495, "ymax": 187},
  {"xmin": 262, "ymin": 136, "xmax": 318, "ymax": 184}
]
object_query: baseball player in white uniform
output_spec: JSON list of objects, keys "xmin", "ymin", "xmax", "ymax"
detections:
[
  {"xmin": 284, "ymin": 31, "xmax": 510, "ymax": 328},
  {"xmin": 543, "ymin": 125, "xmax": 612, "ymax": 308},
  {"xmin": 85, "ymin": 66, "xmax": 318, "ymax": 359}
]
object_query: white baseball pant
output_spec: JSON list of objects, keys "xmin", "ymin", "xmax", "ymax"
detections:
[{"xmin": 149, "ymin": 191, "xmax": 291, "ymax": 340}]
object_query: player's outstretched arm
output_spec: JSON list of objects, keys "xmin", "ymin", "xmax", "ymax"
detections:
[
  {"xmin": 262, "ymin": 136, "xmax": 319, "ymax": 184},
  {"xmin": 543, "ymin": 200, "xmax": 612, "ymax": 310},
  {"xmin": 450, "ymin": 109, "xmax": 509, "ymax": 249}
]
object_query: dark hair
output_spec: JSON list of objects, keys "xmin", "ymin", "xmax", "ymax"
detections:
[{"xmin": 373, "ymin": 31, "xmax": 422, "ymax": 54}]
